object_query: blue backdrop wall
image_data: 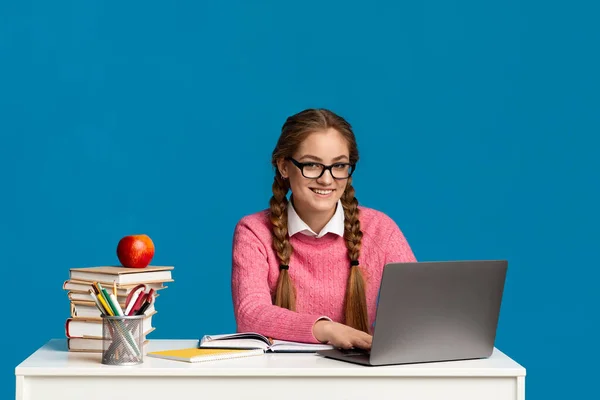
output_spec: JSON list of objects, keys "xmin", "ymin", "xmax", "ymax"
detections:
[{"xmin": 1, "ymin": 1, "xmax": 598, "ymax": 398}]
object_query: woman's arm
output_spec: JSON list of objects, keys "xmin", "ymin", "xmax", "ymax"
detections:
[{"xmin": 231, "ymin": 220, "xmax": 326, "ymax": 344}]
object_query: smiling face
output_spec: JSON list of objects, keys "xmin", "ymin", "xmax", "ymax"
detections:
[{"xmin": 277, "ymin": 127, "xmax": 351, "ymax": 220}]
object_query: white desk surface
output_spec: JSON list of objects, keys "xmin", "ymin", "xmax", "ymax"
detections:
[{"xmin": 16, "ymin": 339, "xmax": 526, "ymax": 378}]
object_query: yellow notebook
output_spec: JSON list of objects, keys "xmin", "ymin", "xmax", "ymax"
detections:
[{"xmin": 147, "ymin": 347, "xmax": 264, "ymax": 363}]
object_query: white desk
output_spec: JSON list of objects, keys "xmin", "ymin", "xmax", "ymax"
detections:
[{"xmin": 15, "ymin": 339, "xmax": 526, "ymax": 400}]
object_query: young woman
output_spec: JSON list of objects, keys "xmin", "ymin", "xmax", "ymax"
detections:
[{"xmin": 231, "ymin": 108, "xmax": 416, "ymax": 350}]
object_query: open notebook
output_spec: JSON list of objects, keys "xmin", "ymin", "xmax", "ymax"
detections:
[
  {"xmin": 199, "ymin": 332, "xmax": 335, "ymax": 353},
  {"xmin": 147, "ymin": 347, "xmax": 264, "ymax": 363}
]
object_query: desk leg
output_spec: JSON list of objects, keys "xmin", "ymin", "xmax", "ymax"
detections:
[
  {"xmin": 517, "ymin": 376, "xmax": 525, "ymax": 400},
  {"xmin": 15, "ymin": 375, "xmax": 24, "ymax": 400}
]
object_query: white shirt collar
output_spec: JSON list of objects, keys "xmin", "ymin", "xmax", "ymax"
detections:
[{"xmin": 287, "ymin": 199, "xmax": 345, "ymax": 238}]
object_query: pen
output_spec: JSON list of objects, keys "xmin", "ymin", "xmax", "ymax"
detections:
[
  {"xmin": 136, "ymin": 300, "xmax": 151, "ymax": 316},
  {"xmin": 96, "ymin": 291, "xmax": 114, "ymax": 316},
  {"xmin": 125, "ymin": 287, "xmax": 144, "ymax": 316},
  {"xmin": 88, "ymin": 289, "xmax": 107, "ymax": 314},
  {"xmin": 128, "ymin": 292, "xmax": 147, "ymax": 316},
  {"xmin": 91, "ymin": 282, "xmax": 101, "ymax": 296},
  {"xmin": 135, "ymin": 289, "xmax": 154, "ymax": 315},
  {"xmin": 101, "ymin": 287, "xmax": 118, "ymax": 315},
  {"xmin": 109, "ymin": 293, "xmax": 125, "ymax": 316}
]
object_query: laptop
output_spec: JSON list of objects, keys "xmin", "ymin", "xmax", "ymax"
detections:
[{"xmin": 317, "ymin": 260, "xmax": 508, "ymax": 366}]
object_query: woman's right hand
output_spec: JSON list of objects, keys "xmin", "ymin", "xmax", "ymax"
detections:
[{"xmin": 312, "ymin": 320, "xmax": 373, "ymax": 350}]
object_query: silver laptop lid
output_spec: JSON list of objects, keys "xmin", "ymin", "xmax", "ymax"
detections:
[{"xmin": 369, "ymin": 260, "xmax": 507, "ymax": 365}]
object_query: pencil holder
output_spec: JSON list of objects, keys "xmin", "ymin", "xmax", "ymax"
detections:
[{"xmin": 101, "ymin": 314, "xmax": 144, "ymax": 366}]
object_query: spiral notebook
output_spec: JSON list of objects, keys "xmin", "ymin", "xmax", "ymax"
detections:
[{"xmin": 147, "ymin": 347, "xmax": 264, "ymax": 363}]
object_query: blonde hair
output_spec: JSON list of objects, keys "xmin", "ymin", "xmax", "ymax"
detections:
[{"xmin": 269, "ymin": 108, "xmax": 369, "ymax": 333}]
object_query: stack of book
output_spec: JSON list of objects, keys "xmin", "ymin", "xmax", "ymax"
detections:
[{"xmin": 62, "ymin": 265, "xmax": 174, "ymax": 352}]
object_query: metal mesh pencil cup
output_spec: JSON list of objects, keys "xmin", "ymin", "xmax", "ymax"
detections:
[{"xmin": 101, "ymin": 314, "xmax": 144, "ymax": 365}]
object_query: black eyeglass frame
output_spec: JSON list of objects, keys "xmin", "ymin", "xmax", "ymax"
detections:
[{"xmin": 286, "ymin": 157, "xmax": 356, "ymax": 180}]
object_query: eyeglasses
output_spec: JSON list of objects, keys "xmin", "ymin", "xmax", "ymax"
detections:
[{"xmin": 286, "ymin": 157, "xmax": 355, "ymax": 179}]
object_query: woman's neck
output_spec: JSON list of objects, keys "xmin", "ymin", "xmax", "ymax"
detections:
[{"xmin": 291, "ymin": 197, "xmax": 337, "ymax": 234}]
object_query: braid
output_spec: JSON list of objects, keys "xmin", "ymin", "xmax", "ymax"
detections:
[
  {"xmin": 341, "ymin": 178, "xmax": 370, "ymax": 333},
  {"xmin": 269, "ymin": 173, "xmax": 296, "ymax": 310}
]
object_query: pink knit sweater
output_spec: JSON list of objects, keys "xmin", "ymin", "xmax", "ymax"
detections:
[{"xmin": 231, "ymin": 206, "xmax": 416, "ymax": 344}]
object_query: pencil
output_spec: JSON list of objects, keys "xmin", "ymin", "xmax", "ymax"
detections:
[
  {"xmin": 113, "ymin": 280, "xmax": 117, "ymax": 296},
  {"xmin": 91, "ymin": 282, "xmax": 100, "ymax": 296},
  {"xmin": 88, "ymin": 289, "xmax": 107, "ymax": 314}
]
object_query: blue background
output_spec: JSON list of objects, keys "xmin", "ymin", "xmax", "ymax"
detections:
[{"xmin": 1, "ymin": 1, "xmax": 598, "ymax": 398}]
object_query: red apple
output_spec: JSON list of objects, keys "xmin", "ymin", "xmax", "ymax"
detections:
[{"xmin": 117, "ymin": 234, "xmax": 155, "ymax": 268}]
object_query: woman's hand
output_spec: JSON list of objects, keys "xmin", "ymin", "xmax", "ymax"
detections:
[{"xmin": 312, "ymin": 320, "xmax": 372, "ymax": 350}]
